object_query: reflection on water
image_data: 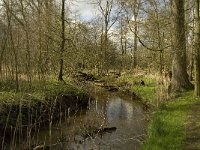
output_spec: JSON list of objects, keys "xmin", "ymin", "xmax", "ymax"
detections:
[
  {"xmin": 107, "ymin": 97, "xmax": 134, "ymax": 120},
  {"xmin": 15, "ymin": 90, "xmax": 147, "ymax": 150}
]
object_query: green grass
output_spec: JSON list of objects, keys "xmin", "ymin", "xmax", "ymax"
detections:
[
  {"xmin": 116, "ymin": 74, "xmax": 200, "ymax": 149},
  {"xmin": 117, "ymin": 74, "xmax": 156, "ymax": 86},
  {"xmin": 0, "ymin": 79, "xmax": 86, "ymax": 106},
  {"xmin": 132, "ymin": 86, "xmax": 156, "ymax": 103},
  {"xmin": 116, "ymin": 74, "xmax": 158, "ymax": 104},
  {"xmin": 0, "ymin": 78, "xmax": 89, "ymax": 129},
  {"xmin": 142, "ymin": 91, "xmax": 199, "ymax": 150}
]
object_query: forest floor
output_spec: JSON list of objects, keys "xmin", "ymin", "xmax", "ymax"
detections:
[{"xmin": 185, "ymin": 102, "xmax": 200, "ymax": 150}]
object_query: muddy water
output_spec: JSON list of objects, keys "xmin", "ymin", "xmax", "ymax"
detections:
[{"xmin": 24, "ymin": 89, "xmax": 147, "ymax": 150}]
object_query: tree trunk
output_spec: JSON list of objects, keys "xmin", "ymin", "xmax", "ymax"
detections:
[
  {"xmin": 194, "ymin": 0, "xmax": 200, "ymax": 96},
  {"xmin": 170, "ymin": 0, "xmax": 193, "ymax": 92},
  {"xmin": 133, "ymin": 0, "xmax": 140, "ymax": 69},
  {"xmin": 58, "ymin": 0, "xmax": 65, "ymax": 81},
  {"xmin": 5, "ymin": 0, "xmax": 19, "ymax": 90},
  {"xmin": 133, "ymin": 20, "xmax": 138, "ymax": 68}
]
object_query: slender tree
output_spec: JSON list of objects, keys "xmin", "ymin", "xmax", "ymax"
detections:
[
  {"xmin": 132, "ymin": 0, "xmax": 141, "ymax": 69},
  {"xmin": 97, "ymin": 0, "xmax": 121, "ymax": 73},
  {"xmin": 58, "ymin": 0, "xmax": 66, "ymax": 81}
]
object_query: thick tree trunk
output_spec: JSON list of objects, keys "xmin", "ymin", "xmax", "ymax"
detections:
[
  {"xmin": 194, "ymin": 0, "xmax": 200, "ymax": 96},
  {"xmin": 170, "ymin": 0, "xmax": 193, "ymax": 92}
]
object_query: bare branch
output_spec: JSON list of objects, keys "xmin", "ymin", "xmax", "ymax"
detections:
[{"xmin": 127, "ymin": 19, "xmax": 171, "ymax": 52}]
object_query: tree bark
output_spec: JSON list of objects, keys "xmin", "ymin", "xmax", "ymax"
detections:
[
  {"xmin": 133, "ymin": 18, "xmax": 138, "ymax": 68},
  {"xmin": 132, "ymin": 0, "xmax": 141, "ymax": 69},
  {"xmin": 4, "ymin": 0, "xmax": 19, "ymax": 90},
  {"xmin": 194, "ymin": 0, "xmax": 200, "ymax": 96},
  {"xmin": 170, "ymin": 0, "xmax": 193, "ymax": 92},
  {"xmin": 58, "ymin": 0, "xmax": 65, "ymax": 81}
]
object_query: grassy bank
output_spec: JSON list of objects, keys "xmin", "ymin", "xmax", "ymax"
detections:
[
  {"xmin": 2, "ymin": 72, "xmax": 198, "ymax": 149},
  {"xmin": 0, "ymin": 79, "xmax": 89, "ymax": 110},
  {"xmin": 142, "ymin": 91, "xmax": 199, "ymax": 150},
  {"xmin": 115, "ymin": 73, "xmax": 200, "ymax": 149},
  {"xmin": 116, "ymin": 74, "xmax": 158, "ymax": 104},
  {"xmin": 0, "ymin": 79, "xmax": 90, "ymax": 139}
]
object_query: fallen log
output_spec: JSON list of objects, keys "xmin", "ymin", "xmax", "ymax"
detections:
[{"xmin": 83, "ymin": 127, "xmax": 117, "ymax": 138}]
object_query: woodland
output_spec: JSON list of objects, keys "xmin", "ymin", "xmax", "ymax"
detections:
[
  {"xmin": 0, "ymin": 0, "xmax": 200, "ymax": 150},
  {"xmin": 0, "ymin": 0, "xmax": 199, "ymax": 93}
]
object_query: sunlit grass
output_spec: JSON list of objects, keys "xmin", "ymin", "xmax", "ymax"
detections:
[
  {"xmin": 132, "ymin": 86, "xmax": 156, "ymax": 103},
  {"xmin": 142, "ymin": 91, "xmax": 199, "ymax": 150},
  {"xmin": 116, "ymin": 73, "xmax": 158, "ymax": 104},
  {"xmin": 117, "ymin": 74, "xmax": 156, "ymax": 86},
  {"xmin": 0, "ymin": 79, "xmax": 85, "ymax": 104}
]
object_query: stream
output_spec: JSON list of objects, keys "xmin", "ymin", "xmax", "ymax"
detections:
[{"xmin": 13, "ymin": 88, "xmax": 148, "ymax": 150}]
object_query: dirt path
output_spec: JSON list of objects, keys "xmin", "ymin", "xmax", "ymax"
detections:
[{"xmin": 185, "ymin": 102, "xmax": 200, "ymax": 150}]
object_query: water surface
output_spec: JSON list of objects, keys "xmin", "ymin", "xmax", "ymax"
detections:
[{"xmin": 19, "ymin": 88, "xmax": 147, "ymax": 150}]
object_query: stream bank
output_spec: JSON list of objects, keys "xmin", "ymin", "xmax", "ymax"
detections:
[
  {"xmin": 0, "ymin": 72, "xmax": 158, "ymax": 150},
  {"xmin": 100, "ymin": 72, "xmax": 200, "ymax": 150},
  {"xmin": 141, "ymin": 90, "xmax": 200, "ymax": 150},
  {"xmin": 0, "ymin": 74, "xmax": 149, "ymax": 150},
  {"xmin": 0, "ymin": 80, "xmax": 91, "ymax": 149},
  {"xmin": 22, "ymin": 88, "xmax": 148, "ymax": 150}
]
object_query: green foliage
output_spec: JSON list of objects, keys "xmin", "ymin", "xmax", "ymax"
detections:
[{"xmin": 142, "ymin": 91, "xmax": 199, "ymax": 150}]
